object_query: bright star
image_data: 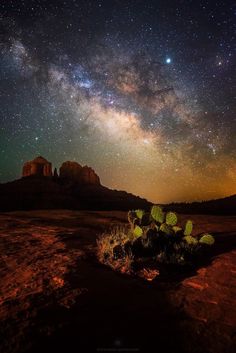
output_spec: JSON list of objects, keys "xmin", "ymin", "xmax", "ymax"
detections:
[{"xmin": 166, "ymin": 57, "xmax": 171, "ymax": 64}]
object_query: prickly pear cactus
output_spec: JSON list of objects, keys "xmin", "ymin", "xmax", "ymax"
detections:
[
  {"xmin": 172, "ymin": 226, "xmax": 182, "ymax": 233},
  {"xmin": 166, "ymin": 212, "xmax": 178, "ymax": 226},
  {"xmin": 184, "ymin": 220, "xmax": 193, "ymax": 236},
  {"xmin": 133, "ymin": 225, "xmax": 143, "ymax": 238},
  {"xmin": 183, "ymin": 235, "xmax": 198, "ymax": 245},
  {"xmin": 160, "ymin": 223, "xmax": 173, "ymax": 235},
  {"xmin": 151, "ymin": 205, "xmax": 165, "ymax": 223},
  {"xmin": 135, "ymin": 209, "xmax": 145, "ymax": 220},
  {"xmin": 199, "ymin": 233, "xmax": 215, "ymax": 245}
]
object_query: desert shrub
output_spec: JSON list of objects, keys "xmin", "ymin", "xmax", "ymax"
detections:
[
  {"xmin": 97, "ymin": 225, "xmax": 134, "ymax": 273},
  {"xmin": 97, "ymin": 205, "xmax": 215, "ymax": 275}
]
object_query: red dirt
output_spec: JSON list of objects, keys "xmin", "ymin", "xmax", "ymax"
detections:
[{"xmin": 0, "ymin": 210, "xmax": 236, "ymax": 353}]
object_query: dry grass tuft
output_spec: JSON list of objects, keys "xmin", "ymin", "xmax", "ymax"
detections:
[{"xmin": 97, "ymin": 225, "xmax": 134, "ymax": 274}]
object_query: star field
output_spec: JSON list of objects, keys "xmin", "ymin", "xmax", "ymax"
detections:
[{"xmin": 0, "ymin": 0, "xmax": 235, "ymax": 203}]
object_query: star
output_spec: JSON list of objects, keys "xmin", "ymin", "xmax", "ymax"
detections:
[{"xmin": 0, "ymin": 0, "xmax": 235, "ymax": 203}]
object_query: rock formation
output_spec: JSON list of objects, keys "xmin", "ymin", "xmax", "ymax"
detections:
[
  {"xmin": 22, "ymin": 157, "xmax": 100, "ymax": 185},
  {"xmin": 78, "ymin": 165, "xmax": 100, "ymax": 185},
  {"xmin": 59, "ymin": 161, "xmax": 83, "ymax": 180},
  {"xmin": 22, "ymin": 156, "xmax": 52, "ymax": 177},
  {"xmin": 59, "ymin": 161, "xmax": 100, "ymax": 185}
]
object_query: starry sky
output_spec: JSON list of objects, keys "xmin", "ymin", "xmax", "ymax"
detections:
[{"xmin": 0, "ymin": 0, "xmax": 235, "ymax": 203}]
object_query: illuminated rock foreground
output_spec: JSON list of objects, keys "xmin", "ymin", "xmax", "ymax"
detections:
[{"xmin": 0, "ymin": 211, "xmax": 235, "ymax": 353}]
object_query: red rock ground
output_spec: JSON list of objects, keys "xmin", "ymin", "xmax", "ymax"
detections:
[{"xmin": 0, "ymin": 211, "xmax": 235, "ymax": 353}]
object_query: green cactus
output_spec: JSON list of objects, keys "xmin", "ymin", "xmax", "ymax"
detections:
[
  {"xmin": 172, "ymin": 226, "xmax": 182, "ymax": 233},
  {"xmin": 133, "ymin": 225, "xmax": 143, "ymax": 238},
  {"xmin": 151, "ymin": 205, "xmax": 165, "ymax": 223},
  {"xmin": 135, "ymin": 209, "xmax": 145, "ymax": 220},
  {"xmin": 184, "ymin": 220, "xmax": 193, "ymax": 236},
  {"xmin": 199, "ymin": 233, "xmax": 215, "ymax": 245},
  {"xmin": 166, "ymin": 212, "xmax": 178, "ymax": 226},
  {"xmin": 183, "ymin": 235, "xmax": 198, "ymax": 245},
  {"xmin": 160, "ymin": 223, "xmax": 173, "ymax": 235}
]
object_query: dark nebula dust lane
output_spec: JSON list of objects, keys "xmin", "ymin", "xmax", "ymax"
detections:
[{"xmin": 0, "ymin": 0, "xmax": 235, "ymax": 202}]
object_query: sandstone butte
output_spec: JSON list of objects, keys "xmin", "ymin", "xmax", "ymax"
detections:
[{"xmin": 22, "ymin": 156, "xmax": 100, "ymax": 185}]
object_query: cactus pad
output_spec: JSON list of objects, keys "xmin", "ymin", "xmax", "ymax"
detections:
[
  {"xmin": 184, "ymin": 220, "xmax": 193, "ymax": 236},
  {"xmin": 199, "ymin": 233, "xmax": 215, "ymax": 245},
  {"xmin": 151, "ymin": 205, "xmax": 165, "ymax": 223},
  {"xmin": 166, "ymin": 212, "xmax": 178, "ymax": 226},
  {"xmin": 135, "ymin": 209, "xmax": 145, "ymax": 219},
  {"xmin": 183, "ymin": 235, "xmax": 198, "ymax": 245},
  {"xmin": 160, "ymin": 223, "xmax": 173, "ymax": 235},
  {"xmin": 133, "ymin": 225, "xmax": 143, "ymax": 238},
  {"xmin": 172, "ymin": 226, "xmax": 182, "ymax": 233}
]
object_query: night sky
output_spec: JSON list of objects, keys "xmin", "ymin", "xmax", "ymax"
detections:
[{"xmin": 0, "ymin": 0, "xmax": 235, "ymax": 203}]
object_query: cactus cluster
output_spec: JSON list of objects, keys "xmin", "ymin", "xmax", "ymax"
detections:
[
  {"xmin": 97, "ymin": 205, "xmax": 215, "ymax": 272},
  {"xmin": 125, "ymin": 205, "xmax": 215, "ymax": 263}
]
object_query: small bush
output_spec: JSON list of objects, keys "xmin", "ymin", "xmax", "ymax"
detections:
[{"xmin": 97, "ymin": 225, "xmax": 134, "ymax": 274}]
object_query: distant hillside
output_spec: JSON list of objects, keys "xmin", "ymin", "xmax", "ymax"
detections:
[
  {"xmin": 0, "ymin": 176, "xmax": 151, "ymax": 212},
  {"xmin": 0, "ymin": 155, "xmax": 151, "ymax": 212},
  {"xmin": 165, "ymin": 194, "xmax": 236, "ymax": 215},
  {"xmin": 1, "ymin": 170, "xmax": 236, "ymax": 214}
]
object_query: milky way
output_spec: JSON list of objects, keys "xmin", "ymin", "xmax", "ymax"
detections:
[{"xmin": 0, "ymin": 0, "xmax": 235, "ymax": 202}]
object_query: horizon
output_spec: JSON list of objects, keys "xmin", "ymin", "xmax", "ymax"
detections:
[
  {"xmin": 1, "ymin": 154, "xmax": 235, "ymax": 205},
  {"xmin": 0, "ymin": 1, "xmax": 235, "ymax": 203}
]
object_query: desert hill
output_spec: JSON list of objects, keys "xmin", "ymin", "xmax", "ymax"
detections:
[
  {"xmin": 1, "ymin": 156, "xmax": 236, "ymax": 214},
  {"xmin": 166, "ymin": 194, "xmax": 236, "ymax": 215},
  {"xmin": 0, "ymin": 156, "xmax": 150, "ymax": 211},
  {"xmin": 0, "ymin": 176, "xmax": 150, "ymax": 211}
]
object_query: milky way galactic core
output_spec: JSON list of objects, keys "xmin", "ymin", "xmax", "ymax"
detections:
[{"xmin": 0, "ymin": 0, "xmax": 235, "ymax": 202}]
